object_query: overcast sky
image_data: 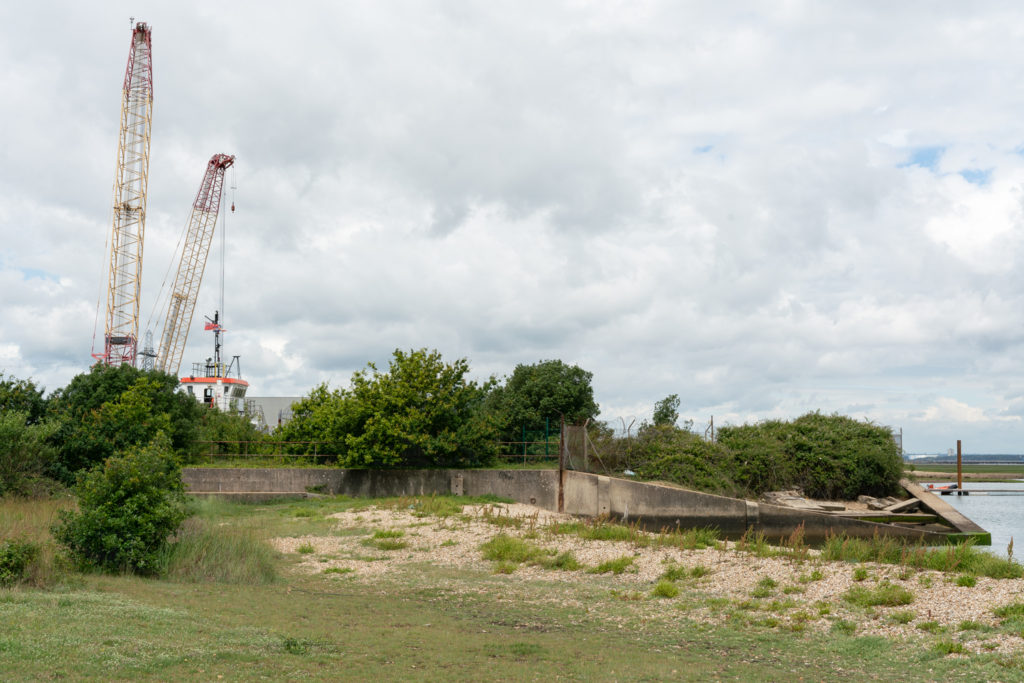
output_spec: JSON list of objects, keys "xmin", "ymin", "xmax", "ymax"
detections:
[{"xmin": 5, "ymin": 2, "xmax": 1024, "ymax": 453}]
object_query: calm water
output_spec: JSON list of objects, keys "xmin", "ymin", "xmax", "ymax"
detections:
[{"xmin": 932, "ymin": 481, "xmax": 1024, "ymax": 556}]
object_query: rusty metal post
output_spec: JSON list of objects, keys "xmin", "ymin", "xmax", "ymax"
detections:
[
  {"xmin": 957, "ymin": 440, "xmax": 963, "ymax": 491},
  {"xmin": 558, "ymin": 416, "xmax": 565, "ymax": 513}
]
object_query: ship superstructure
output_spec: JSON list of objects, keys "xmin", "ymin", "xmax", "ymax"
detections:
[{"xmin": 179, "ymin": 311, "xmax": 250, "ymax": 413}]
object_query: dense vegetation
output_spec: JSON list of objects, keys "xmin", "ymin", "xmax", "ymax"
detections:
[
  {"xmin": 595, "ymin": 412, "xmax": 903, "ymax": 500},
  {"xmin": 0, "ymin": 351, "xmax": 906, "ymax": 582}
]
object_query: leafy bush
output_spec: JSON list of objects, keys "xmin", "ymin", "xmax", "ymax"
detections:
[
  {"xmin": 603, "ymin": 412, "xmax": 903, "ymax": 500},
  {"xmin": 717, "ymin": 412, "xmax": 903, "ymax": 499},
  {"xmin": 626, "ymin": 426, "xmax": 741, "ymax": 497},
  {"xmin": 52, "ymin": 438, "xmax": 188, "ymax": 574},
  {"xmin": 0, "ymin": 537, "xmax": 41, "ymax": 586}
]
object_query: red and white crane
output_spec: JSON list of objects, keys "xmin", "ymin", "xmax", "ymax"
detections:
[
  {"xmin": 153, "ymin": 154, "xmax": 236, "ymax": 375},
  {"xmin": 93, "ymin": 21, "xmax": 154, "ymax": 367}
]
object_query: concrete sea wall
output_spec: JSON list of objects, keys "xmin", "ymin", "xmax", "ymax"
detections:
[{"xmin": 182, "ymin": 467, "xmax": 972, "ymax": 544}]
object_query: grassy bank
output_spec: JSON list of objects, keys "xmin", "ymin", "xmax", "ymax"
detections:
[{"xmin": 2, "ymin": 494, "xmax": 1023, "ymax": 680}]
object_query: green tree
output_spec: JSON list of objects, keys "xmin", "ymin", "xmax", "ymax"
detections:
[
  {"xmin": 0, "ymin": 411, "xmax": 57, "ymax": 497},
  {"xmin": 490, "ymin": 359, "xmax": 599, "ymax": 436},
  {"xmin": 279, "ymin": 349, "xmax": 499, "ymax": 468},
  {"xmin": 652, "ymin": 394, "xmax": 680, "ymax": 427},
  {"xmin": 48, "ymin": 365, "xmax": 202, "ymax": 482},
  {"xmin": 0, "ymin": 373, "xmax": 47, "ymax": 424},
  {"xmin": 52, "ymin": 435, "xmax": 188, "ymax": 574}
]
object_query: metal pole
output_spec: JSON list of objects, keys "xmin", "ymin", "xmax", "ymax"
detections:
[
  {"xmin": 583, "ymin": 418, "xmax": 590, "ymax": 472},
  {"xmin": 957, "ymin": 439, "xmax": 963, "ymax": 491},
  {"xmin": 545, "ymin": 417, "xmax": 549, "ymax": 456},
  {"xmin": 558, "ymin": 416, "xmax": 565, "ymax": 513}
]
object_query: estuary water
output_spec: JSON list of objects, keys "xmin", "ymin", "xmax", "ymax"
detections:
[{"xmin": 933, "ymin": 481, "xmax": 1024, "ymax": 556}]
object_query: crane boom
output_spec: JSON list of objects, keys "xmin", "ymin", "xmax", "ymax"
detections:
[
  {"xmin": 94, "ymin": 21, "xmax": 154, "ymax": 367},
  {"xmin": 155, "ymin": 154, "xmax": 235, "ymax": 375}
]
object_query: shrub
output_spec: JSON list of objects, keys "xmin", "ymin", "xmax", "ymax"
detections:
[
  {"xmin": 718, "ymin": 412, "xmax": 903, "ymax": 499},
  {"xmin": 52, "ymin": 437, "xmax": 188, "ymax": 574},
  {"xmin": 0, "ymin": 537, "xmax": 40, "ymax": 587}
]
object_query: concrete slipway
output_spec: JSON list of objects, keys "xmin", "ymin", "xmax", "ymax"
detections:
[{"xmin": 181, "ymin": 468, "xmax": 990, "ymax": 545}]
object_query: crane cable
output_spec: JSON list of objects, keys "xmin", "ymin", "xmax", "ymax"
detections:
[
  {"xmin": 90, "ymin": 199, "xmax": 115, "ymax": 359},
  {"xmin": 142, "ymin": 207, "xmax": 191, "ymax": 352}
]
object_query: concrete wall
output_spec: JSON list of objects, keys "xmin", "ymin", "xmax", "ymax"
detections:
[
  {"xmin": 182, "ymin": 468, "xmax": 559, "ymax": 510},
  {"xmin": 182, "ymin": 467, "xmax": 973, "ymax": 544}
]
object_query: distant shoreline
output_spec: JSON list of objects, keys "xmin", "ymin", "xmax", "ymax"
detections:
[{"xmin": 907, "ymin": 469, "xmax": 1023, "ymax": 481}]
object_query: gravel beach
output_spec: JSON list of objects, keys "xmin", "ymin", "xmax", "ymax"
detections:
[{"xmin": 271, "ymin": 501, "xmax": 1024, "ymax": 655}]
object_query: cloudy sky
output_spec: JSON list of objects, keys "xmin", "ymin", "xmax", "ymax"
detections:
[{"xmin": 4, "ymin": 2, "xmax": 1024, "ymax": 453}]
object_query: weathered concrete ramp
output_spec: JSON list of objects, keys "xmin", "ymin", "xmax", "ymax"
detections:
[{"xmin": 182, "ymin": 468, "xmax": 984, "ymax": 544}]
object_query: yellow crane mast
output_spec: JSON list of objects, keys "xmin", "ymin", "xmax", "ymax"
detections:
[
  {"xmin": 154, "ymin": 154, "xmax": 236, "ymax": 375},
  {"xmin": 94, "ymin": 21, "xmax": 153, "ymax": 367}
]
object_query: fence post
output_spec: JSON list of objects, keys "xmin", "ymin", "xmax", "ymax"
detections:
[
  {"xmin": 545, "ymin": 417, "xmax": 549, "ymax": 456},
  {"xmin": 558, "ymin": 416, "xmax": 565, "ymax": 513}
]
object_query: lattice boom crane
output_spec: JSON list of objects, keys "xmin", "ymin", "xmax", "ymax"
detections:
[
  {"xmin": 154, "ymin": 154, "xmax": 235, "ymax": 375},
  {"xmin": 94, "ymin": 21, "xmax": 154, "ymax": 367}
]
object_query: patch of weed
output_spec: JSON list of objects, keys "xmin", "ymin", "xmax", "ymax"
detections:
[
  {"xmin": 651, "ymin": 580, "xmax": 679, "ymax": 598},
  {"xmin": 932, "ymin": 640, "xmax": 965, "ymax": 655},
  {"xmin": 831, "ymin": 620, "xmax": 857, "ymax": 635},
  {"xmin": 587, "ymin": 556, "xmax": 636, "ymax": 575},
  {"xmin": 843, "ymin": 582, "xmax": 914, "ymax": 608},
  {"xmin": 889, "ymin": 610, "xmax": 915, "ymax": 625},
  {"xmin": 751, "ymin": 577, "xmax": 777, "ymax": 598}
]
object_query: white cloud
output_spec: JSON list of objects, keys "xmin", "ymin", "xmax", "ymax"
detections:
[{"xmin": 8, "ymin": 2, "xmax": 1024, "ymax": 451}]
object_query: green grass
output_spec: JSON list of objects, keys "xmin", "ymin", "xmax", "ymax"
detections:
[
  {"xmin": 587, "ymin": 556, "xmax": 636, "ymax": 575},
  {"xmin": 843, "ymin": 582, "xmax": 914, "ymax": 608},
  {"xmin": 651, "ymin": 580, "xmax": 679, "ymax": 598},
  {"xmin": 159, "ymin": 517, "xmax": 278, "ymax": 584},
  {"xmin": 751, "ymin": 577, "xmax": 777, "ymax": 598},
  {"xmin": 5, "ymin": 494, "xmax": 1024, "ymax": 680},
  {"xmin": 889, "ymin": 610, "xmax": 916, "ymax": 625},
  {"xmin": 820, "ymin": 533, "xmax": 1023, "ymax": 579}
]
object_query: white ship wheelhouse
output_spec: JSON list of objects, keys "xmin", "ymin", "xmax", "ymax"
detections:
[{"xmin": 179, "ymin": 312, "xmax": 251, "ymax": 416}]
